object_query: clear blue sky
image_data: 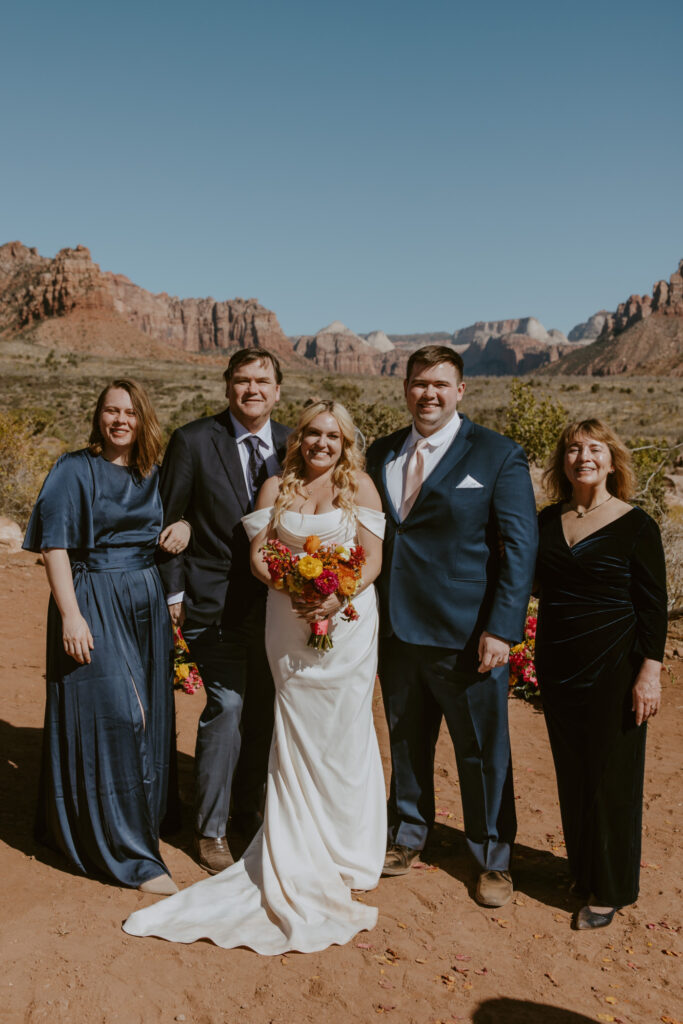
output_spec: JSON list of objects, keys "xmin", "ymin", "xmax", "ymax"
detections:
[{"xmin": 1, "ymin": 0, "xmax": 681, "ymax": 337}]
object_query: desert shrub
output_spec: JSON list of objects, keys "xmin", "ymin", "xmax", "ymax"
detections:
[
  {"xmin": 629, "ymin": 438, "xmax": 675, "ymax": 522},
  {"xmin": 0, "ymin": 412, "xmax": 53, "ymax": 527},
  {"xmin": 660, "ymin": 509, "xmax": 683, "ymax": 615},
  {"xmin": 503, "ymin": 380, "xmax": 568, "ymax": 466}
]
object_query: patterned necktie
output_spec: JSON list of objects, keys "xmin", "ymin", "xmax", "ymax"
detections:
[
  {"xmin": 400, "ymin": 437, "xmax": 430, "ymax": 520},
  {"xmin": 245, "ymin": 435, "xmax": 266, "ymax": 499}
]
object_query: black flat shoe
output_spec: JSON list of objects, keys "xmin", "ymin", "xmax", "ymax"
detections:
[{"xmin": 573, "ymin": 905, "xmax": 619, "ymax": 930}]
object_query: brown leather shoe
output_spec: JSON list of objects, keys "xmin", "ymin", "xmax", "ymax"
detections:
[
  {"xmin": 194, "ymin": 834, "xmax": 234, "ymax": 874},
  {"xmin": 475, "ymin": 869, "xmax": 513, "ymax": 907},
  {"xmin": 382, "ymin": 844, "xmax": 421, "ymax": 877}
]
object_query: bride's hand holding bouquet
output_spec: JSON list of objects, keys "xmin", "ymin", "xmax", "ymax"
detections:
[{"xmin": 245, "ymin": 399, "xmax": 384, "ymax": 650}]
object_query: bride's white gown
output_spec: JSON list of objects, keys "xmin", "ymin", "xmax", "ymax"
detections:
[{"xmin": 123, "ymin": 506, "xmax": 387, "ymax": 954}]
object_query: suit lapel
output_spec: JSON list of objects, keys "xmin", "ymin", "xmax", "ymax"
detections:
[
  {"xmin": 380, "ymin": 427, "xmax": 411, "ymax": 524},
  {"xmin": 408, "ymin": 415, "xmax": 474, "ymax": 516},
  {"xmin": 211, "ymin": 412, "xmax": 251, "ymax": 514},
  {"xmin": 271, "ymin": 420, "xmax": 291, "ymax": 468}
]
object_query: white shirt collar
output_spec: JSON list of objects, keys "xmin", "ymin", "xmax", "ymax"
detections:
[
  {"xmin": 229, "ymin": 411, "xmax": 273, "ymax": 449},
  {"xmin": 408, "ymin": 411, "xmax": 461, "ymax": 450}
]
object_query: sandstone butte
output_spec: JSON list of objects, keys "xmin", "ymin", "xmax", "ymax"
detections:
[{"xmin": 0, "ymin": 241, "xmax": 295, "ymax": 362}]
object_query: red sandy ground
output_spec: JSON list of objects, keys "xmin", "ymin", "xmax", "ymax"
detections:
[{"xmin": 1, "ymin": 550, "xmax": 681, "ymax": 1024}]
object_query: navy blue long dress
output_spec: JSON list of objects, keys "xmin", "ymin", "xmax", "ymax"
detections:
[
  {"xmin": 23, "ymin": 449, "xmax": 175, "ymax": 887},
  {"xmin": 535, "ymin": 504, "xmax": 667, "ymax": 907}
]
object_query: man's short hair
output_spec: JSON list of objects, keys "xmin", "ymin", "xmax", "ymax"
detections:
[
  {"xmin": 223, "ymin": 348, "xmax": 283, "ymax": 385},
  {"xmin": 406, "ymin": 345, "xmax": 464, "ymax": 383}
]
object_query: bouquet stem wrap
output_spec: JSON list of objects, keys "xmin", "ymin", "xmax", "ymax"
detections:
[{"xmin": 308, "ymin": 618, "xmax": 333, "ymax": 651}]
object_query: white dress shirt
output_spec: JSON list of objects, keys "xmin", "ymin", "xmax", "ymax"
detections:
[
  {"xmin": 167, "ymin": 413, "xmax": 280, "ymax": 606},
  {"xmin": 229, "ymin": 412, "xmax": 281, "ymax": 503},
  {"xmin": 385, "ymin": 412, "xmax": 462, "ymax": 519}
]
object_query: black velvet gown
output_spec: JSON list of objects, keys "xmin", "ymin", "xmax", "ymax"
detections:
[
  {"xmin": 23, "ymin": 450, "xmax": 175, "ymax": 887},
  {"xmin": 535, "ymin": 503, "xmax": 667, "ymax": 907}
]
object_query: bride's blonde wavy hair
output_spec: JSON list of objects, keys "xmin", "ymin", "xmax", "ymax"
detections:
[{"xmin": 271, "ymin": 400, "xmax": 364, "ymax": 526}]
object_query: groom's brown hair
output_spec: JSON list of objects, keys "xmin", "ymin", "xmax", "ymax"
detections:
[{"xmin": 406, "ymin": 345, "xmax": 464, "ymax": 383}]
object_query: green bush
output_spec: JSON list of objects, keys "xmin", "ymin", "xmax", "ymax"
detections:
[
  {"xmin": 0, "ymin": 412, "xmax": 53, "ymax": 527},
  {"xmin": 503, "ymin": 380, "xmax": 568, "ymax": 466}
]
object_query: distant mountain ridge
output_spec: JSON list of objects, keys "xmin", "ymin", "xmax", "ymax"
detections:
[
  {"xmin": 2, "ymin": 241, "xmax": 680, "ymax": 376},
  {"xmin": 547, "ymin": 260, "xmax": 683, "ymax": 376}
]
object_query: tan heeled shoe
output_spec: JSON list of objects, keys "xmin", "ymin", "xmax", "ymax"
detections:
[{"xmin": 137, "ymin": 874, "xmax": 179, "ymax": 895}]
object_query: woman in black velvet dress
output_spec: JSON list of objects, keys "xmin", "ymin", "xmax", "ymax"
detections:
[{"xmin": 535, "ymin": 419, "xmax": 667, "ymax": 930}]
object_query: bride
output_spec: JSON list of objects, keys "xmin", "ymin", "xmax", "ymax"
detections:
[{"xmin": 123, "ymin": 400, "xmax": 387, "ymax": 954}]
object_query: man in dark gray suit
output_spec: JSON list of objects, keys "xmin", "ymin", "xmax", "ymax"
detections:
[
  {"xmin": 367, "ymin": 346, "xmax": 537, "ymax": 907},
  {"xmin": 159, "ymin": 349, "xmax": 290, "ymax": 873}
]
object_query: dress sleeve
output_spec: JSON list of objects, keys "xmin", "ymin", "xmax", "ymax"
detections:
[
  {"xmin": 23, "ymin": 451, "xmax": 96, "ymax": 553},
  {"xmin": 356, "ymin": 506, "xmax": 386, "ymax": 539},
  {"xmin": 241, "ymin": 507, "xmax": 274, "ymax": 541},
  {"xmin": 631, "ymin": 513, "xmax": 668, "ymax": 661}
]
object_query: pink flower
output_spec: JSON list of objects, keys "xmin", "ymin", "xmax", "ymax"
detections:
[{"xmin": 313, "ymin": 569, "xmax": 339, "ymax": 596}]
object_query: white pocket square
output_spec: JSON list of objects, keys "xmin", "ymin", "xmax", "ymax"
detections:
[{"xmin": 456, "ymin": 474, "xmax": 484, "ymax": 489}]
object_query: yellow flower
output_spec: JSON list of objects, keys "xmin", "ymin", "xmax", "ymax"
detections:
[
  {"xmin": 335, "ymin": 545, "xmax": 350, "ymax": 560},
  {"xmin": 176, "ymin": 663, "xmax": 190, "ymax": 679},
  {"xmin": 338, "ymin": 575, "xmax": 357, "ymax": 597},
  {"xmin": 298, "ymin": 556, "xmax": 324, "ymax": 579},
  {"xmin": 286, "ymin": 573, "xmax": 304, "ymax": 592}
]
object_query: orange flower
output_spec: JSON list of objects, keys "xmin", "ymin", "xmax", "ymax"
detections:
[
  {"xmin": 338, "ymin": 575, "xmax": 357, "ymax": 597},
  {"xmin": 304, "ymin": 535, "xmax": 321, "ymax": 554}
]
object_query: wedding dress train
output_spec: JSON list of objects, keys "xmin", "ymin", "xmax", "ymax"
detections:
[{"xmin": 123, "ymin": 506, "xmax": 386, "ymax": 954}]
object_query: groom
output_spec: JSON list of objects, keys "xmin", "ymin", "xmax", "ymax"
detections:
[
  {"xmin": 159, "ymin": 348, "xmax": 290, "ymax": 874},
  {"xmin": 367, "ymin": 345, "xmax": 537, "ymax": 907}
]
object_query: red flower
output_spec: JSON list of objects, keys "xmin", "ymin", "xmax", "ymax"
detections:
[{"xmin": 313, "ymin": 569, "xmax": 339, "ymax": 596}]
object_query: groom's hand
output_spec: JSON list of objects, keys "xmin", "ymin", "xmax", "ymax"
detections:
[{"xmin": 477, "ymin": 631, "xmax": 510, "ymax": 674}]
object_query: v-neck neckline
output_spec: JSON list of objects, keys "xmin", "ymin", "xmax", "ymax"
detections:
[{"xmin": 559, "ymin": 506, "xmax": 636, "ymax": 551}]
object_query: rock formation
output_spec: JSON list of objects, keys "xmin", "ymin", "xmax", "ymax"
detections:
[
  {"xmin": 0, "ymin": 242, "xmax": 293, "ymax": 360},
  {"xmin": 293, "ymin": 321, "xmax": 404, "ymax": 375},
  {"xmin": 567, "ymin": 311, "xmax": 607, "ymax": 343},
  {"xmin": 548, "ymin": 260, "xmax": 683, "ymax": 376},
  {"xmin": 463, "ymin": 333, "xmax": 571, "ymax": 376},
  {"xmin": 363, "ymin": 330, "xmax": 395, "ymax": 353},
  {"xmin": 453, "ymin": 317, "xmax": 567, "ymax": 347}
]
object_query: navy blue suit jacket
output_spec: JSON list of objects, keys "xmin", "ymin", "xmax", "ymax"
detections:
[
  {"xmin": 366, "ymin": 415, "xmax": 538, "ymax": 654},
  {"xmin": 158, "ymin": 410, "xmax": 290, "ymax": 626}
]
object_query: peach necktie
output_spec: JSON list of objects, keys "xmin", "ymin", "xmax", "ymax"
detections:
[{"xmin": 400, "ymin": 437, "xmax": 430, "ymax": 520}]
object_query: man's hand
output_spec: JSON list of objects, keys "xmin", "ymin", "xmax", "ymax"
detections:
[
  {"xmin": 477, "ymin": 631, "xmax": 510, "ymax": 674},
  {"xmin": 168, "ymin": 601, "xmax": 186, "ymax": 628}
]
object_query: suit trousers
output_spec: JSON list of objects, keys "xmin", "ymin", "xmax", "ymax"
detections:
[
  {"xmin": 183, "ymin": 602, "xmax": 274, "ymax": 838},
  {"xmin": 379, "ymin": 635, "xmax": 517, "ymax": 871}
]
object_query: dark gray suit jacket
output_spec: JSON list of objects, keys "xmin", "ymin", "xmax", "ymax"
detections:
[{"xmin": 158, "ymin": 410, "xmax": 290, "ymax": 626}]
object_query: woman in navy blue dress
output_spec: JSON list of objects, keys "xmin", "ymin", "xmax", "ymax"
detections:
[
  {"xmin": 535, "ymin": 419, "xmax": 667, "ymax": 930},
  {"xmin": 24, "ymin": 380, "xmax": 189, "ymax": 894}
]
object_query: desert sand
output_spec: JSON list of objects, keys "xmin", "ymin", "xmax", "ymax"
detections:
[{"xmin": 1, "ymin": 549, "xmax": 681, "ymax": 1024}]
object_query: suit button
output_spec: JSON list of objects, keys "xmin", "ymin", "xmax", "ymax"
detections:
[{"xmin": 396, "ymin": 525, "xmax": 404, "ymax": 534}]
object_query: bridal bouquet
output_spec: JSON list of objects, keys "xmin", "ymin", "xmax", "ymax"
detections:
[
  {"xmin": 173, "ymin": 626, "xmax": 204, "ymax": 694},
  {"xmin": 508, "ymin": 599, "xmax": 538, "ymax": 701},
  {"xmin": 261, "ymin": 534, "xmax": 366, "ymax": 651}
]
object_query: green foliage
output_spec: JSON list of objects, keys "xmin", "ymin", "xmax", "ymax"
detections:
[
  {"xmin": 0, "ymin": 412, "xmax": 53, "ymax": 526},
  {"xmin": 503, "ymin": 380, "xmax": 568, "ymax": 466}
]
